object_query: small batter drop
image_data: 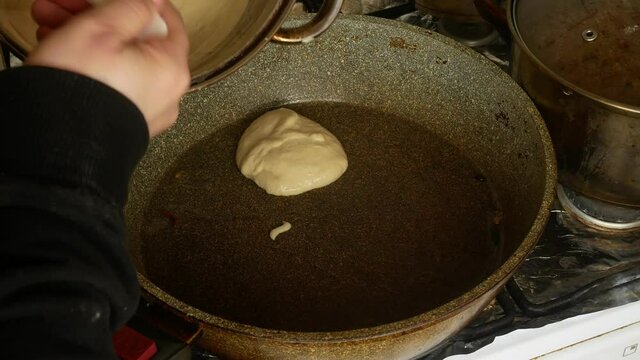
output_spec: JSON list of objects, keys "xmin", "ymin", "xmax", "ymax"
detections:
[
  {"xmin": 270, "ymin": 221, "xmax": 292, "ymax": 240},
  {"xmin": 236, "ymin": 108, "xmax": 348, "ymax": 196}
]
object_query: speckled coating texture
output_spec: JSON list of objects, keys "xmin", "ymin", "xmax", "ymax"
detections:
[{"xmin": 125, "ymin": 15, "xmax": 556, "ymax": 360}]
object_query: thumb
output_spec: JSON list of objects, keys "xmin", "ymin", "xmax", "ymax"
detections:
[{"xmin": 88, "ymin": 0, "xmax": 161, "ymax": 41}]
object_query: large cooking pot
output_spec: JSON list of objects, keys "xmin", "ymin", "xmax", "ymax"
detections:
[
  {"xmin": 0, "ymin": 0, "xmax": 342, "ymax": 87},
  {"xmin": 476, "ymin": 0, "xmax": 640, "ymax": 208},
  {"xmin": 126, "ymin": 16, "xmax": 556, "ymax": 359}
]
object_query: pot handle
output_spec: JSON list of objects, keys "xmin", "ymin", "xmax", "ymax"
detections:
[
  {"xmin": 272, "ymin": 0, "xmax": 344, "ymax": 43},
  {"xmin": 472, "ymin": 0, "xmax": 511, "ymax": 42},
  {"xmin": 0, "ymin": 48, "xmax": 7, "ymax": 71},
  {"xmin": 138, "ymin": 300, "xmax": 204, "ymax": 345}
]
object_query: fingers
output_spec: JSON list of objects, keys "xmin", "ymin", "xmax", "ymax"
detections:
[
  {"xmin": 156, "ymin": 0, "xmax": 189, "ymax": 57},
  {"xmin": 85, "ymin": 0, "xmax": 159, "ymax": 42},
  {"xmin": 32, "ymin": 0, "xmax": 73, "ymax": 28},
  {"xmin": 32, "ymin": 0, "xmax": 91, "ymax": 40},
  {"xmin": 36, "ymin": 26, "xmax": 54, "ymax": 41},
  {"xmin": 52, "ymin": 0, "xmax": 91, "ymax": 12},
  {"xmin": 31, "ymin": 0, "xmax": 90, "ymax": 25}
]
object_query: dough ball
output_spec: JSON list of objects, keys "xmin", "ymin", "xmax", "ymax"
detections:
[{"xmin": 236, "ymin": 108, "xmax": 348, "ymax": 196}]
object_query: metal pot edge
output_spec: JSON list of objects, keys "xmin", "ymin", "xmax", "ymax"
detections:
[{"xmin": 507, "ymin": 0, "xmax": 640, "ymax": 117}]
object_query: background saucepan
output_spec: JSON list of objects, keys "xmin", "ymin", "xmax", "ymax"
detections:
[{"xmin": 475, "ymin": 0, "xmax": 640, "ymax": 209}]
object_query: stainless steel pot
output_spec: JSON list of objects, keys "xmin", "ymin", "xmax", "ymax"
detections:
[
  {"xmin": 0, "ymin": 0, "xmax": 343, "ymax": 88},
  {"xmin": 477, "ymin": 0, "xmax": 640, "ymax": 207},
  {"xmin": 510, "ymin": 0, "xmax": 640, "ymax": 207}
]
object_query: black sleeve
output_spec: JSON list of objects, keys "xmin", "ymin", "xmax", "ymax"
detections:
[{"xmin": 0, "ymin": 66, "xmax": 149, "ymax": 359}]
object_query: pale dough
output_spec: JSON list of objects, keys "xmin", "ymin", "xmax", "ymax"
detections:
[
  {"xmin": 236, "ymin": 108, "xmax": 348, "ymax": 196},
  {"xmin": 270, "ymin": 221, "xmax": 292, "ymax": 240}
]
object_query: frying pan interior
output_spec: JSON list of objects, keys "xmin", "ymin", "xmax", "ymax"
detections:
[{"xmin": 125, "ymin": 16, "xmax": 554, "ymax": 333}]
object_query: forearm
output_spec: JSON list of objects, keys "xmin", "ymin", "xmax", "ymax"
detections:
[{"xmin": 0, "ymin": 66, "xmax": 148, "ymax": 358}]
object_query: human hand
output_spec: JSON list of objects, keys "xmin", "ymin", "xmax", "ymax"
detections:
[
  {"xmin": 27, "ymin": 0, "xmax": 190, "ymax": 137},
  {"xmin": 31, "ymin": 0, "xmax": 91, "ymax": 40}
]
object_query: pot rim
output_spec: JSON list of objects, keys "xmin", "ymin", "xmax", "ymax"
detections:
[
  {"xmin": 508, "ymin": 0, "xmax": 640, "ymax": 116},
  {"xmin": 137, "ymin": 15, "xmax": 558, "ymax": 344},
  {"xmin": 188, "ymin": 0, "xmax": 297, "ymax": 90}
]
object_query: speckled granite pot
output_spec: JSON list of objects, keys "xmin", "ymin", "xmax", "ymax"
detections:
[{"xmin": 125, "ymin": 16, "xmax": 556, "ymax": 360}]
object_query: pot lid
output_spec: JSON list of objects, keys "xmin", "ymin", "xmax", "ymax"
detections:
[
  {"xmin": 0, "ymin": 0, "xmax": 294, "ymax": 88},
  {"xmin": 512, "ymin": 0, "xmax": 640, "ymax": 107}
]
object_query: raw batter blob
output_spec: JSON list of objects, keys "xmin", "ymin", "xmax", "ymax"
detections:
[
  {"xmin": 270, "ymin": 221, "xmax": 292, "ymax": 240},
  {"xmin": 236, "ymin": 108, "xmax": 348, "ymax": 196}
]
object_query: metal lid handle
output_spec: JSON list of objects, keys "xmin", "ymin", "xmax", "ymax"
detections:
[{"xmin": 272, "ymin": 0, "xmax": 344, "ymax": 43}]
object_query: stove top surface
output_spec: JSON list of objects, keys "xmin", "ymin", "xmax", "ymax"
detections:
[{"xmin": 419, "ymin": 204, "xmax": 640, "ymax": 359}]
